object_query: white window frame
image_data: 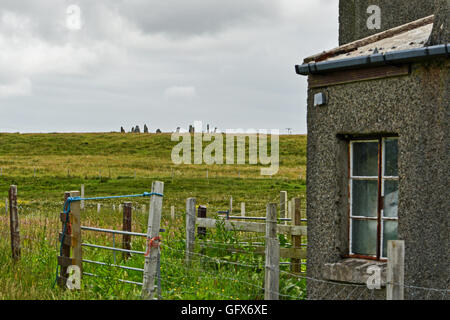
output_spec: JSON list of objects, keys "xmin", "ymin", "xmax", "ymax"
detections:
[{"xmin": 349, "ymin": 137, "xmax": 399, "ymax": 260}]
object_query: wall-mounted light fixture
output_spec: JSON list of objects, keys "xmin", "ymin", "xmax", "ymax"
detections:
[{"xmin": 314, "ymin": 92, "xmax": 327, "ymax": 107}]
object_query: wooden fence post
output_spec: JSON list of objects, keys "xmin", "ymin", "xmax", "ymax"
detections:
[
  {"xmin": 97, "ymin": 203, "xmax": 101, "ymax": 212},
  {"xmin": 229, "ymin": 196, "xmax": 233, "ymax": 215},
  {"xmin": 266, "ymin": 203, "xmax": 277, "ymax": 239},
  {"xmin": 280, "ymin": 191, "xmax": 287, "ymax": 225},
  {"xmin": 70, "ymin": 191, "xmax": 82, "ymax": 274},
  {"xmin": 197, "ymin": 205, "xmax": 207, "ymax": 238},
  {"xmin": 185, "ymin": 198, "xmax": 196, "ymax": 264},
  {"xmin": 122, "ymin": 202, "xmax": 132, "ymax": 259},
  {"xmin": 142, "ymin": 181, "xmax": 164, "ymax": 300},
  {"xmin": 387, "ymin": 240, "xmax": 405, "ymax": 300},
  {"xmin": 170, "ymin": 205, "xmax": 175, "ymax": 221},
  {"xmin": 241, "ymin": 202, "xmax": 246, "ymax": 217},
  {"xmin": 265, "ymin": 203, "xmax": 279, "ymax": 300},
  {"xmin": 291, "ymin": 198, "xmax": 302, "ymax": 273},
  {"xmin": 287, "ymin": 200, "xmax": 292, "ymax": 225},
  {"xmin": 9, "ymin": 185, "xmax": 20, "ymax": 261},
  {"xmin": 80, "ymin": 184, "xmax": 85, "ymax": 210}
]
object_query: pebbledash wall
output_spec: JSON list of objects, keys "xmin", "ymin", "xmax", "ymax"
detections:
[
  {"xmin": 305, "ymin": 58, "xmax": 449, "ymax": 300},
  {"xmin": 428, "ymin": 0, "xmax": 450, "ymax": 45},
  {"xmin": 339, "ymin": 0, "xmax": 437, "ymax": 44}
]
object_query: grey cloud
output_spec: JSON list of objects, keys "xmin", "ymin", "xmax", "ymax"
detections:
[
  {"xmin": 1, "ymin": 0, "xmax": 280, "ymax": 43},
  {"xmin": 0, "ymin": 1, "xmax": 69, "ymax": 43},
  {"xmin": 0, "ymin": 1, "xmax": 338, "ymax": 133},
  {"xmin": 114, "ymin": 0, "xmax": 280, "ymax": 36}
]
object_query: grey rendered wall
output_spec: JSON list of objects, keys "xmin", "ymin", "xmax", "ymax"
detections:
[
  {"xmin": 305, "ymin": 58, "xmax": 449, "ymax": 300},
  {"xmin": 428, "ymin": 0, "xmax": 450, "ymax": 45},
  {"xmin": 339, "ymin": 0, "xmax": 437, "ymax": 45}
]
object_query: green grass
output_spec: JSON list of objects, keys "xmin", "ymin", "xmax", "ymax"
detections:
[{"xmin": 0, "ymin": 132, "xmax": 307, "ymax": 300}]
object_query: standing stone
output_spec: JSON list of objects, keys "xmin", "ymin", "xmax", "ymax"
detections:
[
  {"xmin": 121, "ymin": 126, "xmax": 125, "ymax": 133},
  {"xmin": 189, "ymin": 125, "xmax": 194, "ymax": 134},
  {"xmin": 207, "ymin": 124, "xmax": 210, "ymax": 133},
  {"xmin": 135, "ymin": 125, "xmax": 141, "ymax": 133},
  {"xmin": 131, "ymin": 127, "xmax": 135, "ymax": 133},
  {"xmin": 156, "ymin": 129, "xmax": 162, "ymax": 134},
  {"xmin": 176, "ymin": 127, "xmax": 180, "ymax": 133},
  {"xmin": 144, "ymin": 124, "xmax": 149, "ymax": 133}
]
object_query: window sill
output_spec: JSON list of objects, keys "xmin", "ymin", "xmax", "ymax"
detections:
[{"xmin": 322, "ymin": 258, "xmax": 387, "ymax": 286}]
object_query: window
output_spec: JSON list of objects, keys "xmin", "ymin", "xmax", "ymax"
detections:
[{"xmin": 349, "ymin": 137, "xmax": 399, "ymax": 260}]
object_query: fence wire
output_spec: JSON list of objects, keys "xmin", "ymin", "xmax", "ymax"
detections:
[{"xmin": 1, "ymin": 202, "xmax": 448, "ymax": 301}]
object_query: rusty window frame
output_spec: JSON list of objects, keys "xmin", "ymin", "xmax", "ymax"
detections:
[{"xmin": 348, "ymin": 137, "xmax": 399, "ymax": 261}]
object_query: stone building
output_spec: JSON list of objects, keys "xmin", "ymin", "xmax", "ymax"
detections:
[{"xmin": 295, "ymin": 0, "xmax": 448, "ymax": 299}]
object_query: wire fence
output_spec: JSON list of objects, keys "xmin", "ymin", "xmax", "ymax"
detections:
[{"xmin": 0, "ymin": 199, "xmax": 448, "ymax": 301}]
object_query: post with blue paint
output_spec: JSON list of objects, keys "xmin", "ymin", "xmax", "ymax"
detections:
[{"xmin": 57, "ymin": 192, "xmax": 71, "ymax": 287}]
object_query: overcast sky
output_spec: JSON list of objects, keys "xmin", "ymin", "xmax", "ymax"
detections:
[{"xmin": 0, "ymin": 0, "xmax": 338, "ymax": 134}]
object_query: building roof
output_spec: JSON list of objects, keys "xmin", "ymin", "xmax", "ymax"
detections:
[
  {"xmin": 304, "ymin": 15, "xmax": 435, "ymax": 64},
  {"xmin": 325, "ymin": 23, "xmax": 433, "ymax": 62},
  {"xmin": 296, "ymin": 15, "xmax": 449, "ymax": 76}
]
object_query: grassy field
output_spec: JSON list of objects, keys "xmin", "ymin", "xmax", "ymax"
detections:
[{"xmin": 0, "ymin": 132, "xmax": 307, "ymax": 300}]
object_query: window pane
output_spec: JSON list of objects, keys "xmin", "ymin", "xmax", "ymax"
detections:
[
  {"xmin": 352, "ymin": 219, "xmax": 377, "ymax": 256},
  {"xmin": 382, "ymin": 221, "xmax": 398, "ymax": 258},
  {"xmin": 384, "ymin": 139, "xmax": 398, "ymax": 176},
  {"xmin": 352, "ymin": 142, "xmax": 378, "ymax": 176},
  {"xmin": 352, "ymin": 180, "xmax": 378, "ymax": 217},
  {"xmin": 383, "ymin": 180, "xmax": 399, "ymax": 218}
]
